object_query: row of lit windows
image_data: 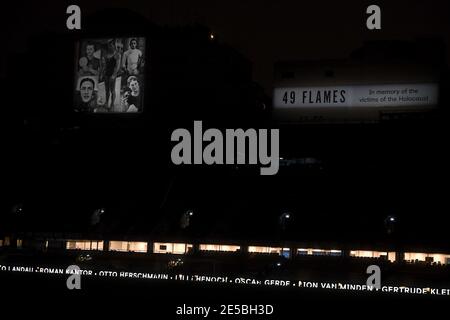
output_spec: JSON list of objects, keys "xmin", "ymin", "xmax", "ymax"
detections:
[
  {"xmin": 66, "ymin": 240, "xmax": 104, "ymax": 251},
  {"xmin": 248, "ymin": 246, "xmax": 287, "ymax": 254},
  {"xmin": 199, "ymin": 244, "xmax": 241, "ymax": 252},
  {"xmin": 109, "ymin": 241, "xmax": 147, "ymax": 253},
  {"xmin": 298, "ymin": 248, "xmax": 343, "ymax": 257},
  {"xmin": 153, "ymin": 242, "xmax": 193, "ymax": 254},
  {"xmin": 350, "ymin": 250, "xmax": 396, "ymax": 262},
  {"xmin": 4, "ymin": 237, "xmax": 450, "ymax": 265},
  {"xmin": 404, "ymin": 252, "xmax": 450, "ymax": 265}
]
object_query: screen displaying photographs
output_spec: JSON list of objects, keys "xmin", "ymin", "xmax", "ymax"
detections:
[{"xmin": 74, "ymin": 37, "xmax": 146, "ymax": 113}]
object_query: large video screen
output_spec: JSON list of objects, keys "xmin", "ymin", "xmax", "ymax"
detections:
[{"xmin": 74, "ymin": 37, "xmax": 146, "ymax": 113}]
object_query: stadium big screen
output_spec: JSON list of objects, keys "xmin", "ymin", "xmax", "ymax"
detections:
[{"xmin": 74, "ymin": 37, "xmax": 146, "ymax": 113}]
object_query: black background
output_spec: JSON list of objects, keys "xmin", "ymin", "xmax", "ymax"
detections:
[{"xmin": 1, "ymin": 0, "xmax": 450, "ymax": 312}]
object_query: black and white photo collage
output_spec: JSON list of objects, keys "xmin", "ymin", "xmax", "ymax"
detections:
[{"xmin": 74, "ymin": 37, "xmax": 146, "ymax": 113}]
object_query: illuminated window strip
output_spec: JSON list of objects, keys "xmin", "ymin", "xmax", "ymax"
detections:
[
  {"xmin": 297, "ymin": 248, "xmax": 342, "ymax": 256},
  {"xmin": 109, "ymin": 241, "xmax": 147, "ymax": 253},
  {"xmin": 66, "ymin": 240, "xmax": 105, "ymax": 251},
  {"xmin": 57, "ymin": 239, "xmax": 450, "ymax": 265},
  {"xmin": 404, "ymin": 252, "xmax": 450, "ymax": 265},
  {"xmin": 199, "ymin": 244, "xmax": 241, "ymax": 252},
  {"xmin": 248, "ymin": 246, "xmax": 283, "ymax": 254},
  {"xmin": 153, "ymin": 242, "xmax": 193, "ymax": 254}
]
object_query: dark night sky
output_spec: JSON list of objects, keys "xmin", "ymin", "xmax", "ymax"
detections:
[{"xmin": 2, "ymin": 0, "xmax": 450, "ymax": 92}]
